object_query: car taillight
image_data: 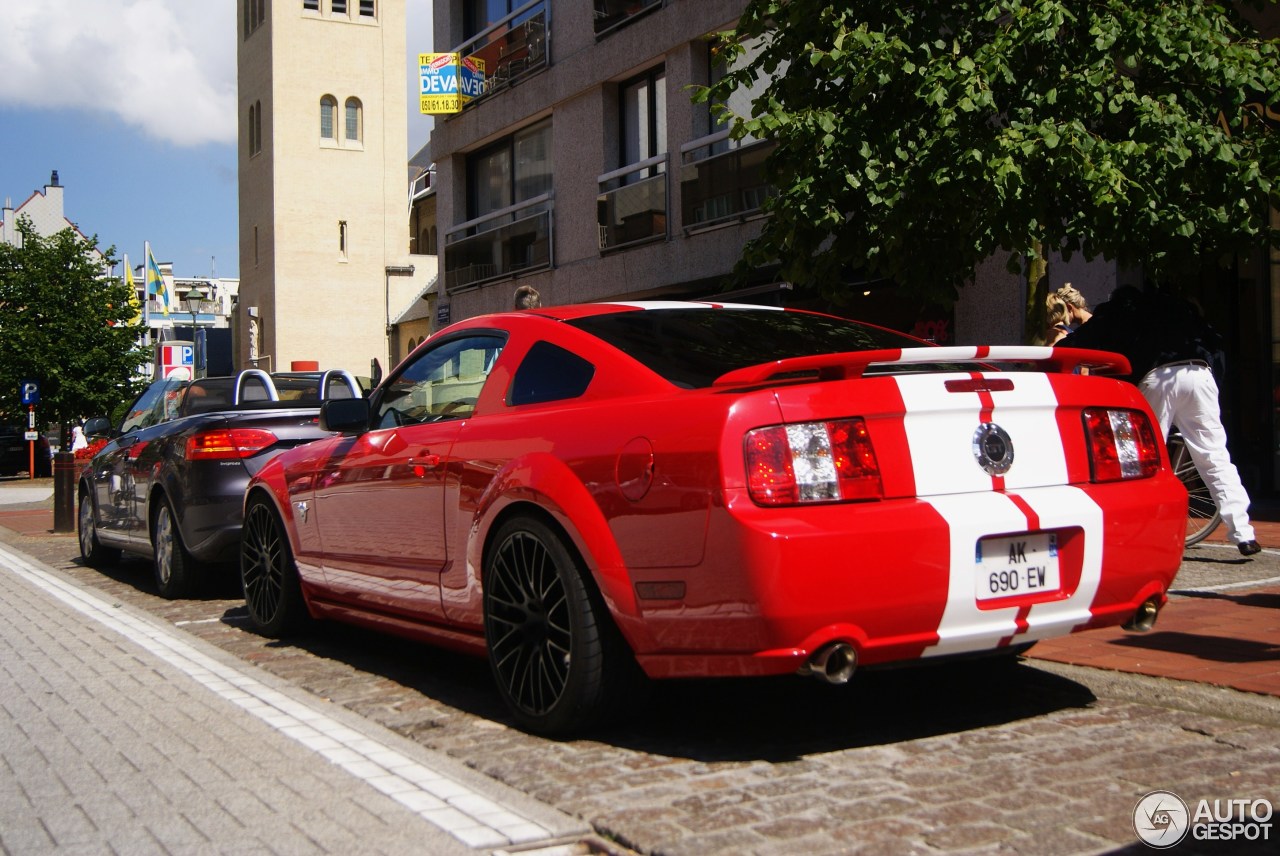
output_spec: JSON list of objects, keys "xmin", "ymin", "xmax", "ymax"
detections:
[
  {"xmin": 1083, "ymin": 408, "xmax": 1160, "ymax": 482},
  {"xmin": 185, "ymin": 428, "xmax": 278, "ymax": 461},
  {"xmin": 745, "ymin": 418, "xmax": 882, "ymax": 506}
]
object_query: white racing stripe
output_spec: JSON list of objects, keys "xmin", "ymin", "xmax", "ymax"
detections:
[
  {"xmin": 0, "ymin": 544, "xmax": 561, "ymax": 851},
  {"xmin": 893, "ymin": 373, "xmax": 1106, "ymax": 656}
]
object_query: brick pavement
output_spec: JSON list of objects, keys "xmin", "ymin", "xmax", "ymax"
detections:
[{"xmin": 3, "ymin": 478, "xmax": 1279, "ymax": 855}]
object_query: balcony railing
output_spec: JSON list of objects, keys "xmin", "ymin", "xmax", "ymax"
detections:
[
  {"xmin": 444, "ymin": 193, "xmax": 553, "ymax": 292},
  {"xmin": 680, "ymin": 132, "xmax": 776, "ymax": 233},
  {"xmin": 454, "ymin": 0, "xmax": 547, "ymax": 105},
  {"xmin": 593, "ymin": 0, "xmax": 662, "ymax": 37},
  {"xmin": 597, "ymin": 154, "xmax": 668, "ymax": 251}
]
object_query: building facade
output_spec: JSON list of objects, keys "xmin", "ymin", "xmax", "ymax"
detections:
[
  {"xmin": 237, "ymin": 0, "xmax": 433, "ymax": 378},
  {"xmin": 1, "ymin": 171, "xmax": 104, "ymax": 267}
]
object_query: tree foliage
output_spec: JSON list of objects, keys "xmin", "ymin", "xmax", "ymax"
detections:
[
  {"xmin": 0, "ymin": 218, "xmax": 149, "ymax": 428},
  {"xmin": 698, "ymin": 1, "xmax": 1280, "ymax": 309}
]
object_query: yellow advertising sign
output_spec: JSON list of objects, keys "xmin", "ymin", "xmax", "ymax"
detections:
[{"xmin": 419, "ymin": 53, "xmax": 486, "ymax": 114}]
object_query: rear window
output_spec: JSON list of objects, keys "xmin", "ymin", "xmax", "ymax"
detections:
[{"xmin": 567, "ymin": 307, "xmax": 930, "ymax": 388}]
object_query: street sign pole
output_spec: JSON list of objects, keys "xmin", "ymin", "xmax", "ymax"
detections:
[{"xmin": 27, "ymin": 405, "xmax": 34, "ymax": 481}]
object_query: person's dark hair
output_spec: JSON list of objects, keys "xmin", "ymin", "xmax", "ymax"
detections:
[{"xmin": 514, "ymin": 285, "xmax": 541, "ymax": 310}]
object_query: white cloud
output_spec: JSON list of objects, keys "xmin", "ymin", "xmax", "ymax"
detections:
[{"xmin": 0, "ymin": 0, "xmax": 236, "ymax": 147}]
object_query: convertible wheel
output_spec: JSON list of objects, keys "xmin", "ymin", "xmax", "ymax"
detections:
[
  {"xmin": 240, "ymin": 497, "xmax": 308, "ymax": 637},
  {"xmin": 78, "ymin": 491, "xmax": 120, "ymax": 567},
  {"xmin": 152, "ymin": 499, "xmax": 200, "ymax": 599},
  {"xmin": 484, "ymin": 515, "xmax": 634, "ymax": 735}
]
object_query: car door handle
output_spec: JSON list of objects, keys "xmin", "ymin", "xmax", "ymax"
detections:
[{"xmin": 408, "ymin": 453, "xmax": 440, "ymax": 469}]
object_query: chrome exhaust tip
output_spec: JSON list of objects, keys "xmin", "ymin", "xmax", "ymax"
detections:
[
  {"xmin": 1122, "ymin": 598, "xmax": 1160, "ymax": 633},
  {"xmin": 804, "ymin": 642, "xmax": 858, "ymax": 684}
]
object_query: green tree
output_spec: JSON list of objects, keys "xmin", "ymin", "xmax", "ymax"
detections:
[
  {"xmin": 0, "ymin": 218, "xmax": 149, "ymax": 432},
  {"xmin": 698, "ymin": 1, "xmax": 1280, "ymax": 337}
]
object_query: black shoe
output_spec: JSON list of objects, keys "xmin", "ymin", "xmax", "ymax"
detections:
[{"xmin": 1238, "ymin": 540, "xmax": 1262, "ymax": 557}]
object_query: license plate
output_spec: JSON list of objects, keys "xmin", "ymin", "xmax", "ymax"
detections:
[{"xmin": 975, "ymin": 532, "xmax": 1060, "ymax": 601}]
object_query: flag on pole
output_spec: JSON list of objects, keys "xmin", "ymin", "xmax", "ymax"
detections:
[
  {"xmin": 123, "ymin": 254, "xmax": 143, "ymax": 326},
  {"xmin": 145, "ymin": 243, "xmax": 169, "ymax": 316}
]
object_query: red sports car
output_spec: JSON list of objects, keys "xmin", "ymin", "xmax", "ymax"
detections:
[{"xmin": 240, "ymin": 302, "xmax": 1186, "ymax": 734}]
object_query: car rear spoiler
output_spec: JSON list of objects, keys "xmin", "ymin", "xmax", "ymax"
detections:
[{"xmin": 712, "ymin": 347, "xmax": 1131, "ymax": 386}]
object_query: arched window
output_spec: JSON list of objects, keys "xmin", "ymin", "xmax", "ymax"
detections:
[
  {"xmin": 320, "ymin": 95, "xmax": 338, "ymax": 140},
  {"xmin": 247, "ymin": 103, "xmax": 256, "ymax": 156},
  {"xmin": 344, "ymin": 97, "xmax": 362, "ymax": 143}
]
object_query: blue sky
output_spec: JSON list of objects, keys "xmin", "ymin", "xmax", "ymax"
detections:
[{"xmin": 0, "ymin": 1, "xmax": 434, "ymax": 282}]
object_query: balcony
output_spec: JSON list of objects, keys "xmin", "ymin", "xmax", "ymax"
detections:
[
  {"xmin": 456, "ymin": 0, "xmax": 547, "ymax": 105},
  {"xmin": 444, "ymin": 194, "xmax": 553, "ymax": 292},
  {"xmin": 680, "ymin": 132, "xmax": 776, "ymax": 233},
  {"xmin": 593, "ymin": 0, "xmax": 662, "ymax": 37},
  {"xmin": 597, "ymin": 154, "xmax": 668, "ymax": 251}
]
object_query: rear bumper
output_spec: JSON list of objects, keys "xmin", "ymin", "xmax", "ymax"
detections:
[
  {"xmin": 627, "ymin": 480, "xmax": 1185, "ymax": 679},
  {"xmin": 176, "ymin": 467, "xmax": 251, "ymax": 564}
]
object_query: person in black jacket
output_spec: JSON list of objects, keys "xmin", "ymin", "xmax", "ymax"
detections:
[{"xmin": 1056, "ymin": 286, "xmax": 1260, "ymax": 556}]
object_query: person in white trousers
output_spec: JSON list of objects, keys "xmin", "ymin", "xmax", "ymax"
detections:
[
  {"xmin": 1056, "ymin": 286, "xmax": 1260, "ymax": 557},
  {"xmin": 1139, "ymin": 362, "xmax": 1258, "ymax": 554}
]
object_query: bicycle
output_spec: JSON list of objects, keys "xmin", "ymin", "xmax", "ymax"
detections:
[{"xmin": 1166, "ymin": 427, "xmax": 1222, "ymax": 547}]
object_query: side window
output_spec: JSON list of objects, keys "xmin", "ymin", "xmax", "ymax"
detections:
[
  {"xmin": 510, "ymin": 341, "xmax": 595, "ymax": 406},
  {"xmin": 376, "ymin": 334, "xmax": 505, "ymax": 428},
  {"xmin": 120, "ymin": 380, "xmax": 188, "ymax": 434}
]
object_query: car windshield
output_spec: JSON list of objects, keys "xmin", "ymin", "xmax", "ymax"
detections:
[{"xmin": 566, "ymin": 307, "xmax": 934, "ymax": 388}]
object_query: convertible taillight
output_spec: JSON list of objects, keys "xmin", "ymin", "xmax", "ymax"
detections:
[
  {"xmin": 745, "ymin": 418, "xmax": 882, "ymax": 505},
  {"xmin": 1083, "ymin": 408, "xmax": 1160, "ymax": 482},
  {"xmin": 185, "ymin": 428, "xmax": 278, "ymax": 461}
]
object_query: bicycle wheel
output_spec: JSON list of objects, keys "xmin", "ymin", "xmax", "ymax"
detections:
[{"xmin": 1167, "ymin": 430, "xmax": 1222, "ymax": 547}]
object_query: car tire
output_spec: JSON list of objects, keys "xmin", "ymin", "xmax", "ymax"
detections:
[
  {"xmin": 78, "ymin": 491, "xmax": 121, "ymax": 567},
  {"xmin": 483, "ymin": 515, "xmax": 637, "ymax": 735},
  {"xmin": 240, "ymin": 496, "xmax": 309, "ymax": 637},
  {"xmin": 152, "ymin": 499, "xmax": 201, "ymax": 599}
]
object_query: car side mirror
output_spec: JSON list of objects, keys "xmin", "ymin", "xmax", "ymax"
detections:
[
  {"xmin": 320, "ymin": 398, "xmax": 371, "ymax": 435},
  {"xmin": 83, "ymin": 416, "xmax": 114, "ymax": 439}
]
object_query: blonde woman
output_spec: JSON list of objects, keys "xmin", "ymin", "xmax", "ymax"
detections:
[{"xmin": 1045, "ymin": 284, "xmax": 1092, "ymax": 344}]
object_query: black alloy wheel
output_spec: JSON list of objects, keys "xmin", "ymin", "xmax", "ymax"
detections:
[
  {"xmin": 484, "ymin": 515, "xmax": 630, "ymax": 735},
  {"xmin": 240, "ymin": 496, "xmax": 308, "ymax": 637}
]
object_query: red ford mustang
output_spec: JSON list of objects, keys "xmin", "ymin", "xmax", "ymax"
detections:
[{"xmin": 241, "ymin": 302, "xmax": 1186, "ymax": 734}]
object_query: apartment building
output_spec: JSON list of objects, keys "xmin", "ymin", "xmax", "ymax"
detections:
[
  {"xmin": 427, "ymin": 0, "xmax": 813, "ymax": 324},
  {"xmin": 237, "ymin": 0, "xmax": 433, "ymax": 376},
  {"xmin": 423, "ymin": 1, "xmax": 1126, "ymax": 337}
]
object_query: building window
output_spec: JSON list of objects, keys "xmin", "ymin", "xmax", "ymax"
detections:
[
  {"xmin": 359, "ymin": 0, "xmax": 375, "ymax": 18},
  {"xmin": 594, "ymin": 0, "xmax": 661, "ymax": 37},
  {"xmin": 448, "ymin": 121, "xmax": 553, "ymax": 290},
  {"xmin": 620, "ymin": 66, "xmax": 666, "ymax": 184},
  {"xmin": 244, "ymin": 0, "xmax": 266, "ymax": 37},
  {"xmin": 254, "ymin": 225, "xmax": 259, "ymax": 266},
  {"xmin": 247, "ymin": 100, "xmax": 263, "ymax": 156},
  {"xmin": 303, "ymin": 0, "xmax": 319, "ymax": 10},
  {"xmin": 464, "ymin": 0, "xmax": 517, "ymax": 39},
  {"xmin": 332, "ymin": 0, "xmax": 347, "ymax": 15},
  {"xmin": 339, "ymin": 220, "xmax": 348, "ymax": 260},
  {"xmin": 320, "ymin": 95, "xmax": 337, "ymax": 140},
  {"xmin": 344, "ymin": 98, "xmax": 362, "ymax": 143},
  {"xmin": 598, "ymin": 67, "xmax": 668, "ymax": 251},
  {"xmin": 467, "ymin": 121, "xmax": 552, "ymax": 223}
]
